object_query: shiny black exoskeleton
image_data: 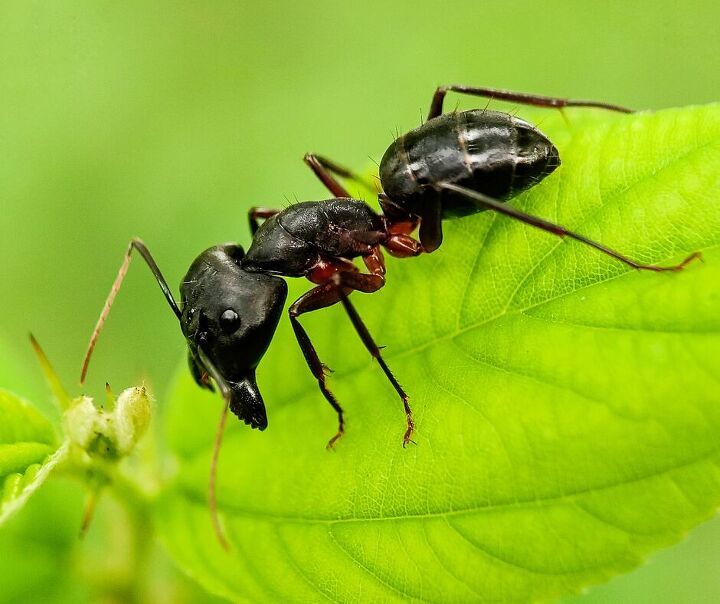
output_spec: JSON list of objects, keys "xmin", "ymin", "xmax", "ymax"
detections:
[
  {"xmin": 243, "ymin": 199, "xmax": 385, "ymax": 276},
  {"xmin": 181, "ymin": 243, "xmax": 287, "ymax": 430},
  {"xmin": 303, "ymin": 83, "xmax": 702, "ymax": 263},
  {"xmin": 79, "ymin": 195, "xmax": 415, "ymax": 547},
  {"xmin": 81, "ymin": 195, "xmax": 418, "ymax": 442},
  {"xmin": 380, "ymin": 110, "xmax": 560, "ymax": 221},
  {"xmin": 241, "ymin": 197, "xmax": 418, "ymax": 447},
  {"xmin": 80, "ymin": 84, "xmax": 701, "ymax": 548}
]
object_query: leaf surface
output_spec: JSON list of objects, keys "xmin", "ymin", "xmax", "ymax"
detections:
[
  {"xmin": 0, "ymin": 389, "xmax": 64, "ymax": 525},
  {"xmin": 157, "ymin": 105, "xmax": 720, "ymax": 603}
]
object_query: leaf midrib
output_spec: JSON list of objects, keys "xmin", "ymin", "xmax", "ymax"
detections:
[
  {"xmin": 265, "ymin": 242, "xmax": 717, "ymax": 416},
  {"xmin": 193, "ymin": 443, "xmax": 720, "ymax": 524}
]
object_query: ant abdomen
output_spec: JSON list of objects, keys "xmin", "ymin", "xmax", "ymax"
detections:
[{"xmin": 380, "ymin": 110, "xmax": 560, "ymax": 219}]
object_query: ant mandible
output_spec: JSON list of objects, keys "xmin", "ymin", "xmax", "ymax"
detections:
[{"xmin": 80, "ymin": 84, "xmax": 701, "ymax": 548}]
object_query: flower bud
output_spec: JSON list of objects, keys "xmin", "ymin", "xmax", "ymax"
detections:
[
  {"xmin": 62, "ymin": 387, "xmax": 152, "ymax": 460},
  {"xmin": 113, "ymin": 386, "xmax": 152, "ymax": 455},
  {"xmin": 63, "ymin": 395, "xmax": 106, "ymax": 450}
]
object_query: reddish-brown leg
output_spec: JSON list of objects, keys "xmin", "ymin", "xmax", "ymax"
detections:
[
  {"xmin": 330, "ymin": 270, "xmax": 415, "ymax": 447},
  {"xmin": 289, "ymin": 286, "xmax": 346, "ymax": 449},
  {"xmin": 290, "ymin": 253, "xmax": 414, "ymax": 447},
  {"xmin": 439, "ymin": 182, "xmax": 703, "ymax": 272},
  {"xmin": 428, "ymin": 84, "xmax": 634, "ymax": 120},
  {"xmin": 303, "ymin": 153, "xmax": 354, "ymax": 198},
  {"xmin": 383, "ymin": 233, "xmax": 423, "ymax": 258},
  {"xmin": 363, "ymin": 246, "xmax": 386, "ymax": 276},
  {"xmin": 248, "ymin": 207, "xmax": 281, "ymax": 235}
]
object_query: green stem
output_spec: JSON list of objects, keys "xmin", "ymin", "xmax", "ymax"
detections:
[
  {"xmin": 59, "ymin": 452, "xmax": 158, "ymax": 603},
  {"xmin": 107, "ymin": 466, "xmax": 155, "ymax": 603}
]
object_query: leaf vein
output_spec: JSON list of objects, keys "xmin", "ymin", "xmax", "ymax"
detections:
[
  {"xmin": 327, "ymin": 527, "xmax": 428, "ymax": 603},
  {"xmin": 205, "ymin": 446, "xmax": 720, "ymax": 524}
]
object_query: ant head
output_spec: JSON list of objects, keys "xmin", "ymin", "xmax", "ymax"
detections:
[{"xmin": 180, "ymin": 244, "xmax": 288, "ymax": 427}]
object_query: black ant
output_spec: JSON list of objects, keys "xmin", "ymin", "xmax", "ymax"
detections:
[{"xmin": 80, "ymin": 84, "xmax": 701, "ymax": 548}]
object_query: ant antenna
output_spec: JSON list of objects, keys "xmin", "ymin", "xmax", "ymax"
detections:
[
  {"xmin": 80, "ymin": 239, "xmax": 181, "ymax": 384},
  {"xmin": 209, "ymin": 398, "xmax": 231, "ymax": 551},
  {"xmin": 197, "ymin": 346, "xmax": 234, "ymax": 550},
  {"xmin": 80, "ymin": 243, "xmax": 134, "ymax": 383}
]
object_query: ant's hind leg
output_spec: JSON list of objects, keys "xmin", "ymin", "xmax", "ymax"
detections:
[
  {"xmin": 428, "ymin": 84, "xmax": 634, "ymax": 120},
  {"xmin": 438, "ymin": 182, "xmax": 702, "ymax": 272}
]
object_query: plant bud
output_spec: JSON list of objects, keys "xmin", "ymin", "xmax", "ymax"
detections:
[
  {"xmin": 63, "ymin": 395, "xmax": 105, "ymax": 450},
  {"xmin": 62, "ymin": 387, "xmax": 152, "ymax": 460},
  {"xmin": 113, "ymin": 386, "xmax": 152, "ymax": 455}
]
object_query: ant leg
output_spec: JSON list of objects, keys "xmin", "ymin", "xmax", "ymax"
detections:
[
  {"xmin": 248, "ymin": 207, "xmax": 280, "ymax": 235},
  {"xmin": 330, "ymin": 268, "xmax": 415, "ymax": 447},
  {"xmin": 291, "ymin": 252, "xmax": 414, "ymax": 447},
  {"xmin": 80, "ymin": 238, "xmax": 181, "ymax": 383},
  {"xmin": 383, "ymin": 233, "xmax": 423, "ymax": 258},
  {"xmin": 289, "ymin": 282, "xmax": 349, "ymax": 449},
  {"xmin": 438, "ymin": 182, "xmax": 702, "ymax": 272},
  {"xmin": 304, "ymin": 153, "xmax": 378, "ymax": 198},
  {"xmin": 383, "ymin": 234, "xmax": 425, "ymax": 258},
  {"xmin": 418, "ymin": 199, "xmax": 444, "ymax": 253},
  {"xmin": 428, "ymin": 84, "xmax": 633, "ymax": 120},
  {"xmin": 362, "ymin": 245, "xmax": 385, "ymax": 276}
]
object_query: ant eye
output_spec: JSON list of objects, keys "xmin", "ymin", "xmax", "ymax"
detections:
[{"xmin": 219, "ymin": 309, "xmax": 241, "ymax": 333}]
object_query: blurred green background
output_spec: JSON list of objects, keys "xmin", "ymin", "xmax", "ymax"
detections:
[{"xmin": 1, "ymin": 1, "xmax": 718, "ymax": 602}]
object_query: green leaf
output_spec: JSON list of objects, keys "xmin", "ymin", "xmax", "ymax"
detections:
[
  {"xmin": 157, "ymin": 104, "xmax": 720, "ymax": 603},
  {"xmin": 0, "ymin": 476, "xmax": 91, "ymax": 603},
  {"xmin": 0, "ymin": 388, "xmax": 65, "ymax": 526}
]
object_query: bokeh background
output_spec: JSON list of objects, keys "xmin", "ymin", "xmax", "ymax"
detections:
[{"xmin": 1, "ymin": 1, "xmax": 718, "ymax": 602}]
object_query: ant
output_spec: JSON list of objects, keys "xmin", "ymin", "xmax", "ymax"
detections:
[
  {"xmin": 80, "ymin": 84, "xmax": 701, "ymax": 548},
  {"xmin": 302, "ymin": 84, "xmax": 704, "ymax": 259}
]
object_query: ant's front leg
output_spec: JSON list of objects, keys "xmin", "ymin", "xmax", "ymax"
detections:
[
  {"xmin": 288, "ymin": 279, "xmax": 349, "ymax": 449},
  {"xmin": 248, "ymin": 207, "xmax": 281, "ymax": 235},
  {"xmin": 428, "ymin": 84, "xmax": 634, "ymax": 120}
]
